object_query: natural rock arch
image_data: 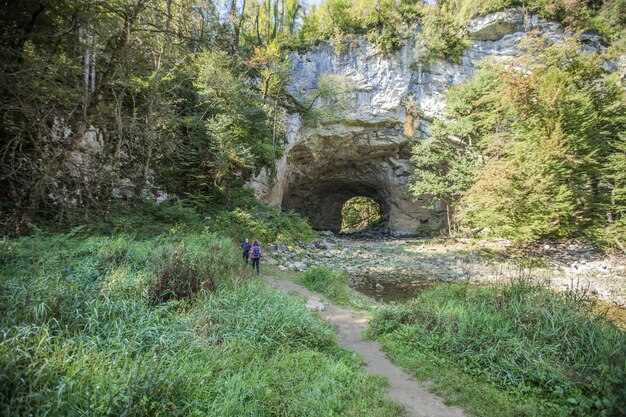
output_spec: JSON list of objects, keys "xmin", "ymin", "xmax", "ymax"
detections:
[
  {"xmin": 250, "ymin": 8, "xmax": 573, "ymax": 236},
  {"xmin": 274, "ymin": 131, "xmax": 439, "ymax": 235}
]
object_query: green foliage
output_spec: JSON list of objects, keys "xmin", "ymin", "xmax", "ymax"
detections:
[
  {"xmin": 33, "ymin": 190, "xmax": 316, "ymax": 246},
  {"xmin": 297, "ymin": 0, "xmax": 626, "ymax": 56},
  {"xmin": 297, "ymin": 0, "xmax": 413, "ymax": 53},
  {"xmin": 419, "ymin": 4, "xmax": 468, "ymax": 62},
  {"xmin": 439, "ymin": 0, "xmax": 520, "ymax": 23},
  {"xmin": 368, "ymin": 280, "xmax": 626, "ymax": 416},
  {"xmin": 410, "ymin": 36, "xmax": 626, "ymax": 245},
  {"xmin": 592, "ymin": 0, "xmax": 626, "ymax": 41},
  {"xmin": 409, "ymin": 62, "xmax": 500, "ymax": 228},
  {"xmin": 299, "ymin": 266, "xmax": 372, "ymax": 309},
  {"xmin": 0, "ymin": 216, "xmax": 399, "ymax": 416},
  {"xmin": 215, "ymin": 206, "xmax": 317, "ymax": 245},
  {"xmin": 341, "ymin": 196, "xmax": 383, "ymax": 233},
  {"xmin": 410, "ymin": 138, "xmax": 476, "ymax": 203},
  {"xmin": 604, "ymin": 131, "xmax": 626, "ymax": 248},
  {"xmin": 158, "ymin": 51, "xmax": 280, "ymax": 194}
]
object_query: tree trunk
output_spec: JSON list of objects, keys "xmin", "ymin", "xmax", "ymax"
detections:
[
  {"xmin": 446, "ymin": 200, "xmax": 452, "ymax": 236},
  {"xmin": 272, "ymin": 0, "xmax": 279, "ymax": 39},
  {"xmin": 83, "ymin": 22, "xmax": 91, "ymax": 106},
  {"xmin": 90, "ymin": 32, "xmax": 97, "ymax": 93},
  {"xmin": 138, "ymin": 0, "xmax": 171, "ymax": 198},
  {"xmin": 230, "ymin": 0, "xmax": 239, "ymax": 52},
  {"xmin": 255, "ymin": 7, "xmax": 262, "ymax": 45}
]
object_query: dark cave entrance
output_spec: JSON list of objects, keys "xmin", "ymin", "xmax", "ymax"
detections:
[{"xmin": 281, "ymin": 179, "xmax": 390, "ymax": 234}]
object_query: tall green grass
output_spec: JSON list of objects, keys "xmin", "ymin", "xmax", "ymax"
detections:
[
  {"xmin": 0, "ymin": 222, "xmax": 398, "ymax": 416},
  {"xmin": 299, "ymin": 267, "xmax": 373, "ymax": 310},
  {"xmin": 368, "ymin": 279, "xmax": 626, "ymax": 417}
]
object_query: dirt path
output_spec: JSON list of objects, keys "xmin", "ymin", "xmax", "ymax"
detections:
[{"xmin": 262, "ymin": 275, "xmax": 466, "ymax": 417}]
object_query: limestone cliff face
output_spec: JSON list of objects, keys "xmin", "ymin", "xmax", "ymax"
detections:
[{"xmin": 251, "ymin": 8, "xmax": 577, "ymax": 236}]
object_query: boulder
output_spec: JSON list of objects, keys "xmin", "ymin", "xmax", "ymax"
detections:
[{"xmin": 467, "ymin": 8, "xmax": 524, "ymax": 41}]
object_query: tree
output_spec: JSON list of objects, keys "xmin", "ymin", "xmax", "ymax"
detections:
[{"xmin": 410, "ymin": 34, "xmax": 626, "ymax": 243}]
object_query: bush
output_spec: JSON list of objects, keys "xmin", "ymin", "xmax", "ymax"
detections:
[
  {"xmin": 419, "ymin": 5, "xmax": 468, "ymax": 62},
  {"xmin": 214, "ymin": 206, "xmax": 316, "ymax": 244},
  {"xmin": 150, "ymin": 247, "xmax": 216, "ymax": 304}
]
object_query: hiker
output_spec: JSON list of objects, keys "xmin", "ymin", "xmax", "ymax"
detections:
[
  {"xmin": 240, "ymin": 238, "xmax": 252, "ymax": 265},
  {"xmin": 250, "ymin": 240, "xmax": 262, "ymax": 276}
]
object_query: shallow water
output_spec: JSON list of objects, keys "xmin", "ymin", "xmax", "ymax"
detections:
[
  {"xmin": 595, "ymin": 300, "xmax": 626, "ymax": 329},
  {"xmin": 352, "ymin": 275, "xmax": 434, "ymax": 303}
]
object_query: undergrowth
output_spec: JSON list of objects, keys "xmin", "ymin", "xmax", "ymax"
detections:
[
  {"xmin": 368, "ymin": 278, "xmax": 626, "ymax": 417},
  {"xmin": 34, "ymin": 192, "xmax": 316, "ymax": 245}
]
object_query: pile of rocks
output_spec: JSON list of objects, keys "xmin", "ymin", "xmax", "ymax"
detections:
[{"xmin": 266, "ymin": 231, "xmax": 344, "ymax": 272}]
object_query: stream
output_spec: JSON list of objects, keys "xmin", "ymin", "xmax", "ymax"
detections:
[{"xmin": 351, "ymin": 273, "xmax": 435, "ymax": 303}]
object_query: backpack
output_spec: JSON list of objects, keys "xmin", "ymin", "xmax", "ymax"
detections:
[{"xmin": 252, "ymin": 246, "xmax": 260, "ymax": 257}]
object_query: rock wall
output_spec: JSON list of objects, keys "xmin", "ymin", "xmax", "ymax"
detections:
[{"xmin": 251, "ymin": 8, "xmax": 585, "ymax": 236}]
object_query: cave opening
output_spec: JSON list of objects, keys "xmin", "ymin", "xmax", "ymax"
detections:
[
  {"xmin": 340, "ymin": 196, "xmax": 382, "ymax": 234},
  {"xmin": 273, "ymin": 138, "xmax": 436, "ymax": 236},
  {"xmin": 280, "ymin": 179, "xmax": 390, "ymax": 234}
]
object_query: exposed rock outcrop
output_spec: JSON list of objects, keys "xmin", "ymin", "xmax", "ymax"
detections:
[
  {"xmin": 467, "ymin": 7, "xmax": 525, "ymax": 41},
  {"xmin": 251, "ymin": 9, "xmax": 569, "ymax": 236}
]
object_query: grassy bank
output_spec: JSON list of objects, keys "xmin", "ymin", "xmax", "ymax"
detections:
[
  {"xmin": 368, "ymin": 280, "xmax": 626, "ymax": 417},
  {"xmin": 0, "ymin": 207, "xmax": 399, "ymax": 416},
  {"xmin": 297, "ymin": 267, "xmax": 374, "ymax": 310}
]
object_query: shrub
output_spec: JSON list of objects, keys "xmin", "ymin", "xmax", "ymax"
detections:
[
  {"xmin": 150, "ymin": 247, "xmax": 216, "ymax": 304},
  {"xmin": 214, "ymin": 206, "xmax": 316, "ymax": 244},
  {"xmin": 149, "ymin": 234, "xmax": 238, "ymax": 304},
  {"xmin": 419, "ymin": 5, "xmax": 468, "ymax": 62}
]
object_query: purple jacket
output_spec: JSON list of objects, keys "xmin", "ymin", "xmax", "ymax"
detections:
[{"xmin": 250, "ymin": 245, "xmax": 261, "ymax": 259}]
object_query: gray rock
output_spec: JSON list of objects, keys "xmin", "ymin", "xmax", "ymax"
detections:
[
  {"xmin": 467, "ymin": 8, "xmax": 524, "ymax": 41},
  {"xmin": 305, "ymin": 299, "xmax": 326, "ymax": 312}
]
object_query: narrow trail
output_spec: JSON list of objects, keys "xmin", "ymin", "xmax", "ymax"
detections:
[{"xmin": 261, "ymin": 275, "xmax": 466, "ymax": 417}]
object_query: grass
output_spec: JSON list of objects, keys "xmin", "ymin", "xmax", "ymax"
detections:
[
  {"xmin": 367, "ymin": 278, "xmax": 626, "ymax": 417},
  {"xmin": 298, "ymin": 267, "xmax": 376, "ymax": 310},
  {"xmin": 0, "ymin": 207, "xmax": 400, "ymax": 416}
]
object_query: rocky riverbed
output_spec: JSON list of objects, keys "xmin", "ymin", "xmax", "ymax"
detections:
[{"xmin": 264, "ymin": 232, "xmax": 626, "ymax": 308}]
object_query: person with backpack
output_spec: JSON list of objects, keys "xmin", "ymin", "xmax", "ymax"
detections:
[
  {"xmin": 240, "ymin": 238, "xmax": 252, "ymax": 266},
  {"xmin": 250, "ymin": 240, "xmax": 262, "ymax": 276}
]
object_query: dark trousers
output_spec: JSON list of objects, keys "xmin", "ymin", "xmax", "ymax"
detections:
[
  {"xmin": 251, "ymin": 258, "xmax": 260, "ymax": 275},
  {"xmin": 242, "ymin": 253, "xmax": 249, "ymax": 265}
]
